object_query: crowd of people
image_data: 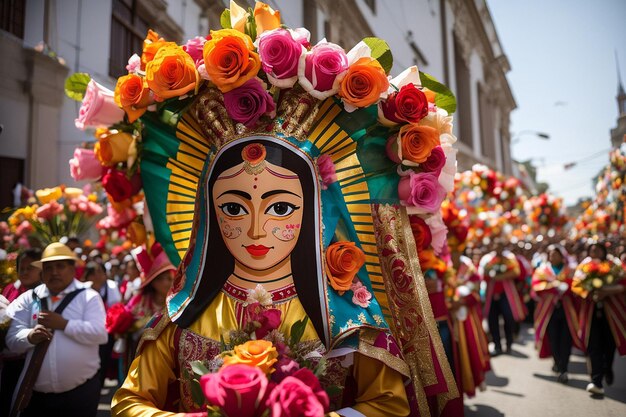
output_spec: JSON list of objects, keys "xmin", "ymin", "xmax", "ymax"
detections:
[{"xmin": 0, "ymin": 232, "xmax": 624, "ymax": 416}]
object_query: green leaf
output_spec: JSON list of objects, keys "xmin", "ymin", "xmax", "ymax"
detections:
[
  {"xmin": 220, "ymin": 9, "xmax": 232, "ymax": 29},
  {"xmin": 64, "ymin": 73, "xmax": 91, "ymax": 101},
  {"xmin": 190, "ymin": 379, "xmax": 206, "ymax": 409},
  {"xmin": 190, "ymin": 360, "xmax": 210, "ymax": 377},
  {"xmin": 313, "ymin": 357, "xmax": 328, "ymax": 378},
  {"xmin": 418, "ymin": 71, "xmax": 457, "ymax": 114},
  {"xmin": 289, "ymin": 316, "xmax": 309, "ymax": 346},
  {"xmin": 245, "ymin": 9, "xmax": 257, "ymax": 41},
  {"xmin": 325, "ymin": 385, "xmax": 343, "ymax": 398},
  {"xmin": 362, "ymin": 37, "xmax": 393, "ymax": 74}
]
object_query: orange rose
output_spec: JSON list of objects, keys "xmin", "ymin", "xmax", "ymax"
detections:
[
  {"xmin": 325, "ymin": 241, "xmax": 366, "ymax": 293},
  {"xmin": 146, "ymin": 43, "xmax": 199, "ymax": 101},
  {"xmin": 419, "ymin": 249, "xmax": 446, "ymax": 273},
  {"xmin": 398, "ymin": 124, "xmax": 440, "ymax": 164},
  {"xmin": 127, "ymin": 221, "xmax": 146, "ymax": 246},
  {"xmin": 254, "ymin": 2, "xmax": 281, "ymax": 35},
  {"xmin": 422, "ymin": 87, "xmax": 436, "ymax": 104},
  {"xmin": 95, "ymin": 131, "xmax": 134, "ymax": 166},
  {"xmin": 222, "ymin": 340, "xmax": 278, "ymax": 375},
  {"xmin": 203, "ymin": 29, "xmax": 261, "ymax": 93},
  {"xmin": 339, "ymin": 57, "xmax": 389, "ymax": 109},
  {"xmin": 141, "ymin": 29, "xmax": 166, "ymax": 70},
  {"xmin": 114, "ymin": 74, "xmax": 153, "ymax": 122}
]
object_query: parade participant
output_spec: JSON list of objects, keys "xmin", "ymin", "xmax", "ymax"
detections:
[
  {"xmin": 5, "ymin": 242, "xmax": 108, "ymax": 417},
  {"xmin": 83, "ymin": 260, "xmax": 122, "ymax": 386},
  {"xmin": 1, "ymin": 248, "xmax": 42, "ymax": 302},
  {"xmin": 450, "ymin": 249, "xmax": 491, "ymax": 397},
  {"xmin": 479, "ymin": 239, "xmax": 527, "ymax": 355},
  {"xmin": 0, "ymin": 248, "xmax": 42, "ymax": 416},
  {"xmin": 531, "ymin": 245, "xmax": 581, "ymax": 384},
  {"xmin": 572, "ymin": 242, "xmax": 626, "ymax": 396}
]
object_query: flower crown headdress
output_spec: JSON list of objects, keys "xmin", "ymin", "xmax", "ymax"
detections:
[{"xmin": 68, "ymin": 1, "xmax": 459, "ymax": 409}]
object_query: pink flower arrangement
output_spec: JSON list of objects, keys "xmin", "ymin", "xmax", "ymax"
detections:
[
  {"xmin": 75, "ymin": 80, "xmax": 125, "ymax": 130},
  {"xmin": 201, "ymin": 364, "xmax": 269, "ymax": 417},
  {"xmin": 257, "ymin": 29, "xmax": 306, "ymax": 88},
  {"xmin": 36, "ymin": 201, "xmax": 64, "ymax": 221},
  {"xmin": 69, "ymin": 148, "xmax": 105, "ymax": 182},
  {"xmin": 97, "ymin": 204, "xmax": 136, "ymax": 229},
  {"xmin": 223, "ymin": 78, "xmax": 276, "ymax": 128},
  {"xmin": 298, "ymin": 41, "xmax": 349, "ymax": 100},
  {"xmin": 398, "ymin": 172, "xmax": 447, "ymax": 214},
  {"xmin": 317, "ymin": 154, "xmax": 337, "ymax": 190},
  {"xmin": 243, "ymin": 302, "xmax": 282, "ymax": 339},
  {"xmin": 351, "ymin": 281, "xmax": 372, "ymax": 308}
]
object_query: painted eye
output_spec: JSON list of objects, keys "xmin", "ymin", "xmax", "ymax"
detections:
[
  {"xmin": 265, "ymin": 202, "xmax": 299, "ymax": 217},
  {"xmin": 218, "ymin": 203, "xmax": 249, "ymax": 216}
]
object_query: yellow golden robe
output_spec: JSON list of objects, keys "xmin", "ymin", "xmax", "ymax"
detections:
[{"xmin": 112, "ymin": 286, "xmax": 410, "ymax": 416}]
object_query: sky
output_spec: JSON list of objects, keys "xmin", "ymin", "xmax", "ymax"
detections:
[{"xmin": 487, "ymin": 0, "xmax": 626, "ymax": 206}]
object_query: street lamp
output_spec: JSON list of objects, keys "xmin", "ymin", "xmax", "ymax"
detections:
[{"xmin": 511, "ymin": 130, "xmax": 550, "ymax": 145}]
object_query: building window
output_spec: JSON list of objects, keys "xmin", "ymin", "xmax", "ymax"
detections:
[
  {"xmin": 478, "ymin": 83, "xmax": 495, "ymax": 160},
  {"xmin": 110, "ymin": 0, "xmax": 150, "ymax": 78},
  {"xmin": 0, "ymin": 0, "xmax": 26, "ymax": 39},
  {"xmin": 364, "ymin": 0, "xmax": 376, "ymax": 14},
  {"xmin": 454, "ymin": 36, "xmax": 473, "ymax": 149},
  {"xmin": 0, "ymin": 156, "xmax": 24, "ymax": 209}
]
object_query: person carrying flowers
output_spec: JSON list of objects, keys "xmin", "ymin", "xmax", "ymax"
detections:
[
  {"xmin": 67, "ymin": 2, "xmax": 462, "ymax": 415},
  {"xmin": 572, "ymin": 242, "xmax": 626, "ymax": 396},
  {"xmin": 531, "ymin": 244, "xmax": 581, "ymax": 384}
]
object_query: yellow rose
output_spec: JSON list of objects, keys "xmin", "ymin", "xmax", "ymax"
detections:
[
  {"xmin": 222, "ymin": 340, "xmax": 278, "ymax": 374},
  {"xmin": 95, "ymin": 131, "xmax": 134, "ymax": 166},
  {"xmin": 64, "ymin": 187, "xmax": 83, "ymax": 199},
  {"xmin": 229, "ymin": 0, "xmax": 249, "ymax": 33},
  {"xmin": 36, "ymin": 187, "xmax": 63, "ymax": 204},
  {"xmin": 254, "ymin": 2, "xmax": 281, "ymax": 35}
]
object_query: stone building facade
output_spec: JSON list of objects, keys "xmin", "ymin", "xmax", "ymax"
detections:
[{"xmin": 0, "ymin": 0, "xmax": 515, "ymax": 209}]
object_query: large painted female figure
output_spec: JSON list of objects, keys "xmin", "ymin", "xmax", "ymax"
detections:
[{"xmin": 112, "ymin": 132, "xmax": 414, "ymax": 416}]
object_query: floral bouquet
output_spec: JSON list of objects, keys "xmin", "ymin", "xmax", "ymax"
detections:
[
  {"xmin": 187, "ymin": 285, "xmax": 332, "ymax": 417},
  {"xmin": 577, "ymin": 260, "xmax": 621, "ymax": 292},
  {"xmin": 7, "ymin": 185, "xmax": 103, "ymax": 246}
]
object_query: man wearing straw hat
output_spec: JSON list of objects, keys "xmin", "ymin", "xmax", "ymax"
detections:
[{"xmin": 5, "ymin": 242, "xmax": 107, "ymax": 417}]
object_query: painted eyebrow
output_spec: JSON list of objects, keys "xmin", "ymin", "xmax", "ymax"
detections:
[
  {"xmin": 261, "ymin": 190, "xmax": 302, "ymax": 199},
  {"xmin": 217, "ymin": 190, "xmax": 252, "ymax": 200}
]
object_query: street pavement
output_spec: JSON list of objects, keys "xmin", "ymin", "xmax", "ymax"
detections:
[
  {"xmin": 97, "ymin": 324, "xmax": 626, "ymax": 416},
  {"xmin": 465, "ymin": 324, "xmax": 626, "ymax": 416}
]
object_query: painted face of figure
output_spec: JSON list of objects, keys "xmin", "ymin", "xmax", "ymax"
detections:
[{"xmin": 212, "ymin": 158, "xmax": 304, "ymax": 271}]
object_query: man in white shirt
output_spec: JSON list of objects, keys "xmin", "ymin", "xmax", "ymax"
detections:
[{"xmin": 6, "ymin": 242, "xmax": 108, "ymax": 417}]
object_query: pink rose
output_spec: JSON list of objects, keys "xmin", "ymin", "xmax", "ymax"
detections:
[
  {"xmin": 351, "ymin": 281, "xmax": 372, "ymax": 308},
  {"xmin": 126, "ymin": 54, "xmax": 141, "ymax": 73},
  {"xmin": 298, "ymin": 42, "xmax": 349, "ymax": 100},
  {"xmin": 201, "ymin": 364, "xmax": 268, "ymax": 417},
  {"xmin": 425, "ymin": 213, "xmax": 448, "ymax": 256},
  {"xmin": 398, "ymin": 172, "xmax": 446, "ymax": 214},
  {"xmin": 317, "ymin": 154, "xmax": 337, "ymax": 190},
  {"xmin": 420, "ymin": 146, "xmax": 446, "ymax": 177},
  {"xmin": 267, "ymin": 368, "xmax": 329, "ymax": 417},
  {"xmin": 183, "ymin": 36, "xmax": 207, "ymax": 66},
  {"xmin": 378, "ymin": 84, "xmax": 429, "ymax": 126},
  {"xmin": 36, "ymin": 201, "xmax": 63, "ymax": 221},
  {"xmin": 69, "ymin": 148, "xmax": 105, "ymax": 181},
  {"xmin": 223, "ymin": 78, "xmax": 276, "ymax": 128},
  {"xmin": 244, "ymin": 302, "xmax": 282, "ymax": 339},
  {"xmin": 15, "ymin": 220, "xmax": 33, "ymax": 237},
  {"xmin": 97, "ymin": 204, "xmax": 136, "ymax": 229},
  {"xmin": 258, "ymin": 29, "xmax": 306, "ymax": 88},
  {"xmin": 75, "ymin": 80, "xmax": 125, "ymax": 130}
]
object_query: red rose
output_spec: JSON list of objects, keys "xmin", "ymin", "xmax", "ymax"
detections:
[
  {"xmin": 420, "ymin": 146, "xmax": 446, "ymax": 176},
  {"xmin": 102, "ymin": 169, "xmax": 142, "ymax": 202},
  {"xmin": 380, "ymin": 84, "xmax": 428, "ymax": 124},
  {"xmin": 244, "ymin": 302, "xmax": 282, "ymax": 339},
  {"xmin": 105, "ymin": 303, "xmax": 134, "ymax": 334},
  {"xmin": 242, "ymin": 143, "xmax": 267, "ymax": 165}
]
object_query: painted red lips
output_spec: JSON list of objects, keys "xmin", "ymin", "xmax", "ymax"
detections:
[{"xmin": 245, "ymin": 244, "xmax": 272, "ymax": 256}]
